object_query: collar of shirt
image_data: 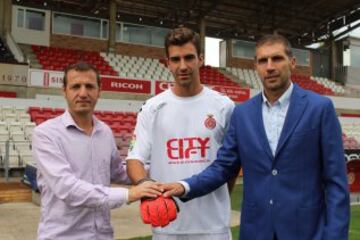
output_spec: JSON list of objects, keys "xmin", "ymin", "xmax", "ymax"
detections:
[
  {"xmin": 262, "ymin": 82, "xmax": 294, "ymax": 109},
  {"xmin": 61, "ymin": 110, "xmax": 101, "ymax": 134}
]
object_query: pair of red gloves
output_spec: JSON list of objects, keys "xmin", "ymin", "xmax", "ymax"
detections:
[{"xmin": 140, "ymin": 196, "xmax": 179, "ymax": 227}]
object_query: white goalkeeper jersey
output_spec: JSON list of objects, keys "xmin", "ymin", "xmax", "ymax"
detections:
[{"xmin": 127, "ymin": 87, "xmax": 235, "ymax": 235}]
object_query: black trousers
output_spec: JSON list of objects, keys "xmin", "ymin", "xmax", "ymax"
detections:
[{"xmin": 273, "ymin": 234, "xmax": 278, "ymax": 240}]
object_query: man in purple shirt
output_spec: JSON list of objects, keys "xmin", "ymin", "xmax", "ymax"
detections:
[{"xmin": 32, "ymin": 62, "xmax": 162, "ymax": 240}]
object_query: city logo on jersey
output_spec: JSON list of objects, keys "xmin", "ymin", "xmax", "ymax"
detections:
[
  {"xmin": 204, "ymin": 114, "xmax": 216, "ymax": 130},
  {"xmin": 166, "ymin": 137, "xmax": 211, "ymax": 164}
]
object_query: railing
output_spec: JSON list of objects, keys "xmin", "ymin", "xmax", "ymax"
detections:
[
  {"xmin": 1, "ymin": 139, "xmax": 27, "ymax": 182},
  {"xmin": 5, "ymin": 31, "xmax": 25, "ymax": 63},
  {"xmin": 2, "ymin": 139, "xmax": 10, "ymax": 182}
]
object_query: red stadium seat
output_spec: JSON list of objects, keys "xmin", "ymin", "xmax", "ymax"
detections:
[
  {"xmin": 32, "ymin": 45, "xmax": 117, "ymax": 74},
  {"xmin": 290, "ymin": 74, "xmax": 334, "ymax": 96}
]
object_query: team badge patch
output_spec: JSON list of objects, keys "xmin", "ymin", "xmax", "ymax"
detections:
[{"xmin": 204, "ymin": 114, "xmax": 216, "ymax": 130}]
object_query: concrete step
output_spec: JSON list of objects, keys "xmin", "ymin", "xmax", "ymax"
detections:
[
  {"xmin": 31, "ymin": 63, "xmax": 42, "ymax": 69},
  {"xmin": 18, "ymin": 43, "xmax": 41, "ymax": 67}
]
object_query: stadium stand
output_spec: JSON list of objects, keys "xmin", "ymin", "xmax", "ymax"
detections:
[
  {"xmin": 339, "ymin": 117, "xmax": 360, "ymax": 149},
  {"xmin": 291, "ymin": 74, "xmax": 335, "ymax": 95},
  {"xmin": 101, "ymin": 53, "xmax": 244, "ymax": 87},
  {"xmin": 225, "ymin": 67, "xmax": 347, "ymax": 96},
  {"xmin": 0, "ymin": 106, "xmax": 34, "ymax": 168},
  {"xmin": 27, "ymin": 106, "xmax": 136, "ymax": 159},
  {"xmin": 343, "ymin": 134, "xmax": 360, "ymax": 150},
  {"xmin": 200, "ymin": 65, "xmax": 239, "ymax": 86},
  {"xmin": 342, "ymin": 124, "xmax": 360, "ymax": 142},
  {"xmin": 101, "ymin": 52, "xmax": 174, "ymax": 81},
  {"xmin": 31, "ymin": 45, "xmax": 118, "ymax": 75},
  {"xmin": 0, "ymin": 104, "xmax": 138, "ymax": 170},
  {"xmin": 0, "ymin": 103, "xmax": 353, "ymax": 163},
  {"xmin": 226, "ymin": 67, "xmax": 263, "ymax": 89},
  {"xmin": 311, "ymin": 76, "xmax": 345, "ymax": 95}
]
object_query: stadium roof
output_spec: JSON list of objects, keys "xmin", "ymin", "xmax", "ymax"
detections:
[{"xmin": 15, "ymin": 0, "xmax": 360, "ymax": 47}]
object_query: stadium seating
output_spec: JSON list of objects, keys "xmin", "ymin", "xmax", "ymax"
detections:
[
  {"xmin": 0, "ymin": 101, "xmax": 142, "ymax": 172},
  {"xmin": 311, "ymin": 76, "xmax": 345, "ymax": 95},
  {"xmin": 291, "ymin": 74, "xmax": 335, "ymax": 95},
  {"xmin": 342, "ymin": 134, "xmax": 360, "ymax": 150},
  {"xmin": 31, "ymin": 45, "xmax": 118, "ymax": 76},
  {"xmin": 226, "ymin": 67, "xmax": 262, "ymax": 89},
  {"xmin": 101, "ymin": 52, "xmax": 174, "ymax": 81},
  {"xmin": 0, "ymin": 106, "xmax": 35, "ymax": 168},
  {"xmin": 28, "ymin": 107, "xmax": 137, "ymax": 159},
  {"xmin": 342, "ymin": 123, "xmax": 360, "ymax": 144},
  {"xmin": 101, "ymin": 53, "xmax": 244, "ymax": 88},
  {"xmin": 0, "ymin": 105, "xmax": 138, "ymax": 169},
  {"xmin": 0, "ymin": 38, "xmax": 17, "ymax": 64},
  {"xmin": 200, "ymin": 65, "xmax": 240, "ymax": 87},
  {"xmin": 225, "ymin": 67, "xmax": 341, "ymax": 96},
  {"xmin": 338, "ymin": 117, "xmax": 360, "ymax": 149}
]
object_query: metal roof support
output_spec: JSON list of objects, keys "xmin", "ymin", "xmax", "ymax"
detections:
[
  {"xmin": 108, "ymin": 0, "xmax": 117, "ymax": 53},
  {"xmin": 330, "ymin": 39, "xmax": 338, "ymax": 81},
  {"xmin": 2, "ymin": 0, "xmax": 12, "ymax": 37},
  {"xmin": 199, "ymin": 17, "xmax": 206, "ymax": 58}
]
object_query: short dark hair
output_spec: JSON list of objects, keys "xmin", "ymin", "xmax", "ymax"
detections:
[
  {"xmin": 164, "ymin": 27, "xmax": 201, "ymax": 57},
  {"xmin": 63, "ymin": 62, "xmax": 100, "ymax": 88},
  {"xmin": 255, "ymin": 34, "xmax": 293, "ymax": 58}
]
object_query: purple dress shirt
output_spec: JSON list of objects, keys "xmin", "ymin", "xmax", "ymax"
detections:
[{"xmin": 32, "ymin": 110, "xmax": 129, "ymax": 240}]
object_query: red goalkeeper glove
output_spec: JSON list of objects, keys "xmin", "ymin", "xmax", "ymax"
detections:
[{"xmin": 140, "ymin": 195, "xmax": 179, "ymax": 227}]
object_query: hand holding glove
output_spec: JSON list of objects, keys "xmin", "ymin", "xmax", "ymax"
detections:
[{"xmin": 140, "ymin": 195, "xmax": 179, "ymax": 227}]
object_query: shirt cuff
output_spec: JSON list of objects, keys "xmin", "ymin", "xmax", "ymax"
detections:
[
  {"xmin": 108, "ymin": 187, "xmax": 128, "ymax": 209},
  {"xmin": 178, "ymin": 181, "xmax": 190, "ymax": 197}
]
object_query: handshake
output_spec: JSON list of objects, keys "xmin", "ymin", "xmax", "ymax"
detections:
[{"xmin": 128, "ymin": 178, "xmax": 186, "ymax": 227}]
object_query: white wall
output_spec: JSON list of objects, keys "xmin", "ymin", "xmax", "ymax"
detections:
[
  {"xmin": 329, "ymin": 95, "xmax": 360, "ymax": 111},
  {"xmin": 11, "ymin": 5, "xmax": 50, "ymax": 46}
]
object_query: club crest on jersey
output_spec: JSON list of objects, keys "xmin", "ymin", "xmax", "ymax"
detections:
[{"xmin": 204, "ymin": 114, "xmax": 216, "ymax": 130}]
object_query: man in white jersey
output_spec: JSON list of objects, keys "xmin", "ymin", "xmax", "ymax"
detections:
[{"xmin": 126, "ymin": 27, "xmax": 235, "ymax": 240}]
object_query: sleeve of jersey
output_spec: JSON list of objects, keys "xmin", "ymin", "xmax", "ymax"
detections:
[
  {"xmin": 126, "ymin": 104, "xmax": 153, "ymax": 164},
  {"xmin": 224, "ymin": 100, "xmax": 235, "ymax": 131}
]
